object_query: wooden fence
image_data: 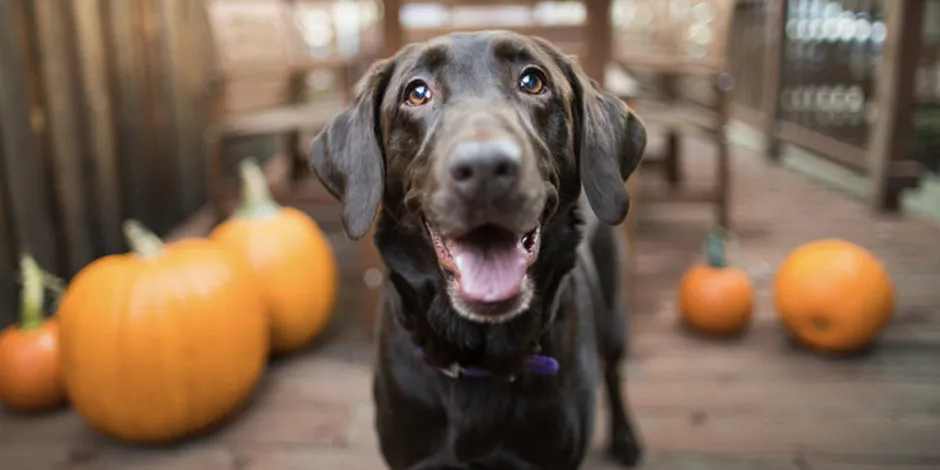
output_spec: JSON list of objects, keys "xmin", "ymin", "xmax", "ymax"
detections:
[{"xmin": 0, "ymin": 0, "xmax": 214, "ymax": 324}]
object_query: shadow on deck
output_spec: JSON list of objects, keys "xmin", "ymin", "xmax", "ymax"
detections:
[{"xmin": 2, "ymin": 137, "xmax": 939, "ymax": 470}]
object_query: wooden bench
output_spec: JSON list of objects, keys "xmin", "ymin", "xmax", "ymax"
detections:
[
  {"xmin": 203, "ymin": 0, "xmax": 373, "ymax": 215},
  {"xmin": 610, "ymin": 0, "xmax": 737, "ymax": 229}
]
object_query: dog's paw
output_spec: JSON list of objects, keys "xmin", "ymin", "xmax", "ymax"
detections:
[{"xmin": 608, "ymin": 429, "xmax": 642, "ymax": 467}]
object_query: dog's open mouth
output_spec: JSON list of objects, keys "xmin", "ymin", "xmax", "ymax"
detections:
[{"xmin": 427, "ymin": 223, "xmax": 541, "ymax": 303}]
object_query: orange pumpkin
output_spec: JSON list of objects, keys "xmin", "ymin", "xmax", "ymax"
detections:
[
  {"xmin": 57, "ymin": 220, "xmax": 268, "ymax": 443},
  {"xmin": 0, "ymin": 255, "xmax": 66, "ymax": 413},
  {"xmin": 211, "ymin": 158, "xmax": 338, "ymax": 355},
  {"xmin": 678, "ymin": 231, "xmax": 754, "ymax": 337},
  {"xmin": 774, "ymin": 239, "xmax": 894, "ymax": 354}
]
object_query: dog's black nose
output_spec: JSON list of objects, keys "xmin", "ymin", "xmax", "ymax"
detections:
[{"xmin": 448, "ymin": 138, "xmax": 521, "ymax": 202}]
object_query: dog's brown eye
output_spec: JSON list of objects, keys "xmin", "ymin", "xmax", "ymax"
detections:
[
  {"xmin": 519, "ymin": 70, "xmax": 545, "ymax": 95},
  {"xmin": 405, "ymin": 81, "xmax": 433, "ymax": 106}
]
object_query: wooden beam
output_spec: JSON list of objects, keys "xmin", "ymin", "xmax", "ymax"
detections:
[
  {"xmin": 0, "ymin": 116, "xmax": 16, "ymax": 326},
  {"xmin": 776, "ymin": 120, "xmax": 868, "ymax": 174},
  {"xmin": 34, "ymin": 0, "xmax": 98, "ymax": 273},
  {"xmin": 72, "ymin": 0, "xmax": 124, "ymax": 255},
  {"xmin": 107, "ymin": 0, "xmax": 158, "ymax": 234},
  {"xmin": 382, "ymin": 0, "xmax": 403, "ymax": 58},
  {"xmin": 0, "ymin": 0, "xmax": 60, "ymax": 273},
  {"xmin": 583, "ymin": 0, "xmax": 612, "ymax": 85},
  {"xmin": 760, "ymin": 0, "xmax": 787, "ymax": 160},
  {"xmin": 866, "ymin": 0, "xmax": 926, "ymax": 212}
]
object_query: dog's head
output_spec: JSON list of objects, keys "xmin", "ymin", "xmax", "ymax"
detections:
[{"xmin": 311, "ymin": 31, "xmax": 645, "ymax": 324}]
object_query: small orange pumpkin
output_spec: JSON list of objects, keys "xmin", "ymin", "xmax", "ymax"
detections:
[
  {"xmin": 774, "ymin": 239, "xmax": 894, "ymax": 354},
  {"xmin": 0, "ymin": 254, "xmax": 66, "ymax": 413},
  {"xmin": 57, "ymin": 220, "xmax": 268, "ymax": 443},
  {"xmin": 210, "ymin": 158, "xmax": 338, "ymax": 355},
  {"xmin": 678, "ymin": 230, "xmax": 754, "ymax": 337}
]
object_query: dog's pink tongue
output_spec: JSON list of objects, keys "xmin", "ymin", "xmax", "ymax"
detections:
[{"xmin": 449, "ymin": 237, "xmax": 527, "ymax": 302}]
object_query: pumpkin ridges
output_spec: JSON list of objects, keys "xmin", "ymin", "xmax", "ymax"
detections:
[
  {"xmin": 211, "ymin": 159, "xmax": 338, "ymax": 356},
  {"xmin": 774, "ymin": 239, "xmax": 894, "ymax": 354},
  {"xmin": 59, "ymin": 222, "xmax": 268, "ymax": 443},
  {"xmin": 60, "ymin": 257, "xmax": 133, "ymax": 437},
  {"xmin": 160, "ymin": 241, "xmax": 268, "ymax": 434}
]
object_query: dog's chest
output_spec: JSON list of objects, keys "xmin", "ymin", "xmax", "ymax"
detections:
[{"xmin": 433, "ymin": 379, "xmax": 591, "ymax": 469}]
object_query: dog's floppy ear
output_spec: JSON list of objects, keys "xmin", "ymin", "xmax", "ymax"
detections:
[
  {"xmin": 569, "ymin": 63, "xmax": 646, "ymax": 225},
  {"xmin": 310, "ymin": 59, "xmax": 394, "ymax": 239},
  {"xmin": 536, "ymin": 40, "xmax": 646, "ymax": 225}
]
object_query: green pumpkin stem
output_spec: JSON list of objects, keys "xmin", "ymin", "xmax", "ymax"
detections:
[
  {"xmin": 704, "ymin": 229, "xmax": 728, "ymax": 269},
  {"xmin": 234, "ymin": 157, "xmax": 280, "ymax": 220},
  {"xmin": 19, "ymin": 254, "xmax": 45, "ymax": 330},
  {"xmin": 123, "ymin": 219, "xmax": 164, "ymax": 258}
]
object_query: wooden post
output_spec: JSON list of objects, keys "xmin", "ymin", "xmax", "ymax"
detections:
[
  {"xmin": 583, "ymin": 0, "xmax": 612, "ymax": 84},
  {"xmin": 382, "ymin": 0, "xmax": 403, "ymax": 58},
  {"xmin": 0, "ymin": 0, "xmax": 61, "ymax": 273},
  {"xmin": 0, "ymin": 127, "xmax": 15, "ymax": 325},
  {"xmin": 72, "ymin": 0, "xmax": 125, "ymax": 256},
  {"xmin": 866, "ymin": 0, "xmax": 926, "ymax": 212},
  {"xmin": 34, "ymin": 0, "xmax": 98, "ymax": 273},
  {"xmin": 761, "ymin": 0, "xmax": 787, "ymax": 161}
]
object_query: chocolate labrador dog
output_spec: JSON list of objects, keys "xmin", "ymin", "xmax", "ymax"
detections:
[{"xmin": 310, "ymin": 31, "xmax": 646, "ymax": 470}]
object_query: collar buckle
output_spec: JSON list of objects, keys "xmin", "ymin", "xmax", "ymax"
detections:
[{"xmin": 440, "ymin": 363, "xmax": 462, "ymax": 378}]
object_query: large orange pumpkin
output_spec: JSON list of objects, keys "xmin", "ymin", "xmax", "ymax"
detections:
[
  {"xmin": 0, "ymin": 255, "xmax": 66, "ymax": 413},
  {"xmin": 774, "ymin": 239, "xmax": 894, "ymax": 354},
  {"xmin": 678, "ymin": 231, "xmax": 754, "ymax": 337},
  {"xmin": 210, "ymin": 158, "xmax": 338, "ymax": 355},
  {"xmin": 57, "ymin": 220, "xmax": 268, "ymax": 443}
]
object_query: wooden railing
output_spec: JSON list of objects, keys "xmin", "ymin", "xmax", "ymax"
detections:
[
  {"xmin": 726, "ymin": 0, "xmax": 931, "ymax": 211},
  {"xmin": 727, "ymin": 0, "xmax": 770, "ymax": 121}
]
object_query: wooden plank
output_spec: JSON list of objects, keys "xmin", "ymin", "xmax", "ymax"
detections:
[
  {"xmin": 107, "ymin": 0, "xmax": 160, "ymax": 235},
  {"xmin": 583, "ymin": 0, "xmax": 612, "ymax": 84},
  {"xmin": 866, "ymin": 0, "xmax": 927, "ymax": 212},
  {"xmin": 612, "ymin": 55, "xmax": 726, "ymax": 76},
  {"xmin": 72, "ymin": 0, "xmax": 124, "ymax": 255},
  {"xmin": 625, "ymin": 379, "xmax": 940, "ymax": 418},
  {"xmin": 760, "ymin": 0, "xmax": 786, "ymax": 160},
  {"xmin": 776, "ymin": 120, "xmax": 868, "ymax": 174},
  {"xmin": 33, "ymin": 0, "xmax": 97, "ymax": 273},
  {"xmin": 139, "ymin": 0, "xmax": 176, "ymax": 234},
  {"xmin": 627, "ymin": 412, "xmax": 940, "ymax": 459},
  {"xmin": 0, "ymin": 0, "xmax": 60, "ymax": 273},
  {"xmin": 404, "ymin": 24, "xmax": 585, "ymax": 47},
  {"xmin": 0, "ymin": 123, "xmax": 16, "ymax": 326},
  {"xmin": 626, "ymin": 338, "xmax": 940, "ymax": 384},
  {"xmin": 383, "ymin": 0, "xmax": 403, "ymax": 57},
  {"xmin": 162, "ymin": 0, "xmax": 210, "ymax": 216},
  {"xmin": 587, "ymin": 451, "xmax": 940, "ymax": 470},
  {"xmin": 639, "ymin": 186, "xmax": 719, "ymax": 204}
]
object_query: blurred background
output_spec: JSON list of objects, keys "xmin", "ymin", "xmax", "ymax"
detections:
[{"xmin": 0, "ymin": 0, "xmax": 938, "ymax": 469}]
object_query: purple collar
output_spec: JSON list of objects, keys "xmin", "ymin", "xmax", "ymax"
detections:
[{"xmin": 417, "ymin": 348, "xmax": 559, "ymax": 380}]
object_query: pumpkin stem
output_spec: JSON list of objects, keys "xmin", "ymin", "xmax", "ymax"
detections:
[
  {"xmin": 123, "ymin": 219, "xmax": 165, "ymax": 258},
  {"xmin": 19, "ymin": 253, "xmax": 45, "ymax": 330},
  {"xmin": 234, "ymin": 157, "xmax": 280, "ymax": 220},
  {"xmin": 704, "ymin": 229, "xmax": 727, "ymax": 269}
]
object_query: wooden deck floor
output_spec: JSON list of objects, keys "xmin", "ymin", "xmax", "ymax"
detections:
[{"xmin": 2, "ymin": 140, "xmax": 939, "ymax": 469}]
